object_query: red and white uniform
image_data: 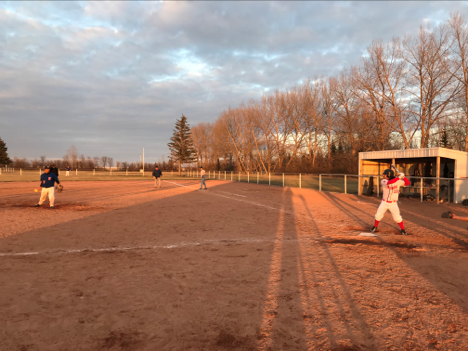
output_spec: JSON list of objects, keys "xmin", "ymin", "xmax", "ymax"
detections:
[{"xmin": 375, "ymin": 176, "xmax": 410, "ymax": 223}]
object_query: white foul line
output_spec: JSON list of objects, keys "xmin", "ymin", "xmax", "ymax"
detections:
[
  {"xmin": 0, "ymin": 237, "xmax": 294, "ymax": 258},
  {"xmin": 217, "ymin": 190, "xmax": 247, "ymax": 198}
]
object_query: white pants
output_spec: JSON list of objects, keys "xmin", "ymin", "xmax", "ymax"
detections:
[
  {"xmin": 66, "ymin": 171, "xmax": 70, "ymax": 176},
  {"xmin": 38, "ymin": 187, "xmax": 55, "ymax": 207},
  {"xmin": 375, "ymin": 201, "xmax": 402, "ymax": 223},
  {"xmin": 154, "ymin": 178, "xmax": 161, "ymax": 188}
]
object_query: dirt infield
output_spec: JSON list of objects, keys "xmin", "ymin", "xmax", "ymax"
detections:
[{"xmin": 1, "ymin": 180, "xmax": 468, "ymax": 350}]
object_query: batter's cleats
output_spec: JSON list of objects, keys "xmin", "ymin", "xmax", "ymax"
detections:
[
  {"xmin": 370, "ymin": 226, "xmax": 377, "ymax": 233},
  {"xmin": 34, "ymin": 204, "xmax": 40, "ymax": 207},
  {"xmin": 401, "ymin": 229, "xmax": 407, "ymax": 235}
]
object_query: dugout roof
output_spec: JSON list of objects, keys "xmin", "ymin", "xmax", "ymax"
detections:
[{"xmin": 359, "ymin": 147, "xmax": 468, "ymax": 179}]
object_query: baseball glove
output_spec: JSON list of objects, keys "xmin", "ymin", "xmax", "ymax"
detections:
[
  {"xmin": 56, "ymin": 184, "xmax": 63, "ymax": 193},
  {"xmin": 441, "ymin": 211, "xmax": 454, "ymax": 219}
]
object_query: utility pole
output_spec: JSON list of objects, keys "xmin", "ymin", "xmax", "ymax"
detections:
[{"xmin": 142, "ymin": 147, "xmax": 145, "ymax": 176}]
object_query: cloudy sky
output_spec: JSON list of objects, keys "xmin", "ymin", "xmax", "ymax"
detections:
[{"xmin": 1, "ymin": 1, "xmax": 467, "ymax": 163}]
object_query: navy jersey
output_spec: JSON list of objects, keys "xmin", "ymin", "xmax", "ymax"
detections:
[{"xmin": 40, "ymin": 173, "xmax": 60, "ymax": 188}]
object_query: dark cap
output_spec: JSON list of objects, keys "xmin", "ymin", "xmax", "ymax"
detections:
[
  {"xmin": 44, "ymin": 166, "xmax": 50, "ymax": 170},
  {"xmin": 383, "ymin": 169, "xmax": 395, "ymax": 178}
]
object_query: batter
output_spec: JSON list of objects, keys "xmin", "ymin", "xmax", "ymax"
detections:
[{"xmin": 371, "ymin": 168, "xmax": 410, "ymax": 235}]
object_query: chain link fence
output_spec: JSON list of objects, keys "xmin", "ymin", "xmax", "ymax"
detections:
[
  {"xmin": 196, "ymin": 171, "xmax": 465, "ymax": 204},
  {"xmin": 3, "ymin": 168, "xmax": 466, "ymax": 204}
]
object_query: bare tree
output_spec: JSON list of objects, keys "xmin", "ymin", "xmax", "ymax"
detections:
[
  {"xmin": 66, "ymin": 146, "xmax": 78, "ymax": 168},
  {"xmin": 101, "ymin": 156, "xmax": 109, "ymax": 169},
  {"xmin": 402, "ymin": 26, "xmax": 461, "ymax": 147},
  {"xmin": 447, "ymin": 12, "xmax": 468, "ymax": 150}
]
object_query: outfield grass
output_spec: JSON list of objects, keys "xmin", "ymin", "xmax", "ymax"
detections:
[
  {"xmin": 0, "ymin": 170, "xmax": 198, "ymax": 182},
  {"xmin": 234, "ymin": 173, "xmax": 360, "ymax": 194},
  {"xmin": 1, "ymin": 170, "xmax": 362, "ymax": 195}
]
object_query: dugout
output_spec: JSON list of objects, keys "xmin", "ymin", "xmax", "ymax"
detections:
[{"xmin": 358, "ymin": 147, "xmax": 468, "ymax": 203}]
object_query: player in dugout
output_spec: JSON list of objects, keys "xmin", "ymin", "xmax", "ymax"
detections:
[{"xmin": 35, "ymin": 166, "xmax": 61, "ymax": 209}]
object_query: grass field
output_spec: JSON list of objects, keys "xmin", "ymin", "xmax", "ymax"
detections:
[
  {"xmin": 1, "ymin": 170, "xmax": 363, "ymax": 195},
  {"xmin": 0, "ymin": 170, "xmax": 197, "ymax": 182},
  {"xmin": 1, "ymin": 179, "xmax": 468, "ymax": 350}
]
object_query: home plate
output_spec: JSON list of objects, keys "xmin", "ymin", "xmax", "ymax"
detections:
[{"xmin": 358, "ymin": 232, "xmax": 378, "ymax": 237}]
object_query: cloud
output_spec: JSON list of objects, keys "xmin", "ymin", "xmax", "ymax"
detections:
[{"xmin": 0, "ymin": 1, "xmax": 467, "ymax": 162}]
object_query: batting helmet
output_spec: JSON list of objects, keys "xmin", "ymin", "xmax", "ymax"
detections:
[{"xmin": 382, "ymin": 169, "xmax": 395, "ymax": 179}]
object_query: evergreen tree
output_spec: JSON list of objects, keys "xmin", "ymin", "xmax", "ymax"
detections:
[
  {"xmin": 0, "ymin": 137, "xmax": 11, "ymax": 165},
  {"xmin": 167, "ymin": 114, "xmax": 197, "ymax": 175},
  {"xmin": 440, "ymin": 127, "xmax": 450, "ymax": 148}
]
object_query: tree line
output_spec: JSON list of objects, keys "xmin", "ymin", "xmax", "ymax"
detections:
[
  {"xmin": 6, "ymin": 145, "xmax": 118, "ymax": 170},
  {"xmin": 188, "ymin": 12, "xmax": 468, "ymax": 174},
  {"xmin": 6, "ymin": 143, "xmax": 180, "ymax": 171}
]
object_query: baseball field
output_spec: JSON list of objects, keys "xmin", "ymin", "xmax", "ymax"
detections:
[{"xmin": 1, "ymin": 178, "xmax": 468, "ymax": 351}]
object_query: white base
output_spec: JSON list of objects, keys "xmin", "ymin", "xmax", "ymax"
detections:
[{"xmin": 358, "ymin": 232, "xmax": 378, "ymax": 237}]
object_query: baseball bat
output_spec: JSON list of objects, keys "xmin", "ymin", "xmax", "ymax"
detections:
[{"xmin": 391, "ymin": 164, "xmax": 401, "ymax": 175}]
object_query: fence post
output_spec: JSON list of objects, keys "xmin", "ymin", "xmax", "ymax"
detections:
[
  {"xmin": 231, "ymin": 172, "xmax": 233, "ymax": 181},
  {"xmin": 420, "ymin": 177, "xmax": 423, "ymax": 202},
  {"xmin": 257, "ymin": 172, "xmax": 259, "ymax": 184},
  {"xmin": 269, "ymin": 173, "xmax": 271, "ymax": 185},
  {"xmin": 239, "ymin": 172, "xmax": 240, "ymax": 181},
  {"xmin": 376, "ymin": 176, "xmax": 379, "ymax": 197},
  {"xmin": 76, "ymin": 169, "xmax": 78, "ymax": 176},
  {"xmin": 39, "ymin": 169, "xmax": 41, "ymax": 175},
  {"xmin": 448, "ymin": 178, "xmax": 451, "ymax": 203},
  {"xmin": 219, "ymin": 171, "xmax": 221, "ymax": 179},
  {"xmin": 225, "ymin": 171, "xmax": 226, "ymax": 180},
  {"xmin": 299, "ymin": 174, "xmax": 301, "ymax": 188},
  {"xmin": 20, "ymin": 169, "xmax": 22, "ymax": 176},
  {"xmin": 283, "ymin": 173, "xmax": 284, "ymax": 187},
  {"xmin": 319, "ymin": 174, "xmax": 322, "ymax": 191},
  {"xmin": 344, "ymin": 174, "xmax": 347, "ymax": 194}
]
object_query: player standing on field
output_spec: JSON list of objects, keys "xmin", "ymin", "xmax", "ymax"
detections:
[
  {"xmin": 50, "ymin": 164, "xmax": 59, "ymax": 177},
  {"xmin": 152, "ymin": 165, "xmax": 162, "ymax": 189},
  {"xmin": 66, "ymin": 165, "xmax": 71, "ymax": 176},
  {"xmin": 199, "ymin": 166, "xmax": 207, "ymax": 190},
  {"xmin": 49, "ymin": 164, "xmax": 60, "ymax": 190},
  {"xmin": 371, "ymin": 168, "xmax": 410, "ymax": 235},
  {"xmin": 35, "ymin": 166, "xmax": 61, "ymax": 209}
]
